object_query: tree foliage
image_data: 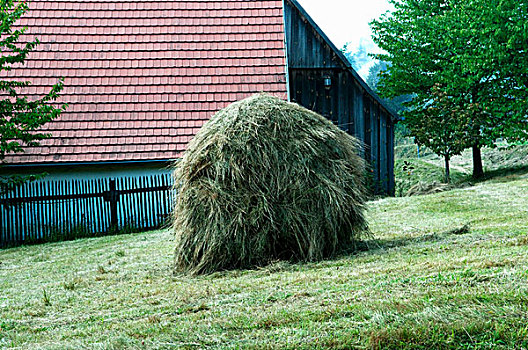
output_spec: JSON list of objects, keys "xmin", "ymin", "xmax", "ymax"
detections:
[
  {"xmin": 406, "ymin": 84, "xmax": 487, "ymax": 182},
  {"xmin": 371, "ymin": 0, "xmax": 528, "ymax": 181},
  {"xmin": 0, "ymin": 0, "xmax": 66, "ymax": 164}
]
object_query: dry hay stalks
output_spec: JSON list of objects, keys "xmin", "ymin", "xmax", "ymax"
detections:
[{"xmin": 172, "ymin": 94, "xmax": 368, "ymax": 275}]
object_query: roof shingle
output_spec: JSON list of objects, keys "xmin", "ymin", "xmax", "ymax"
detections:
[{"xmin": 3, "ymin": 0, "xmax": 288, "ymax": 164}]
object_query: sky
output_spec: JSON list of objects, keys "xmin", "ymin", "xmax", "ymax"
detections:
[
  {"xmin": 296, "ymin": 0, "xmax": 393, "ymax": 49},
  {"xmin": 296, "ymin": 0, "xmax": 394, "ymax": 77}
]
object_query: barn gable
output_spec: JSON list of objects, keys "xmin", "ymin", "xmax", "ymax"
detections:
[{"xmin": 284, "ymin": 0, "xmax": 396, "ymax": 194}]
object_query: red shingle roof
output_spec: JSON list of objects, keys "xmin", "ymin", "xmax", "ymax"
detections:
[{"xmin": 3, "ymin": 0, "xmax": 288, "ymax": 164}]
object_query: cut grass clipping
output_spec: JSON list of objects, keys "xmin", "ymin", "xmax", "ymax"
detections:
[{"xmin": 172, "ymin": 94, "xmax": 368, "ymax": 275}]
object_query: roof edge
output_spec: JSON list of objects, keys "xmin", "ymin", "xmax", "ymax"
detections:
[{"xmin": 286, "ymin": 0, "xmax": 399, "ymax": 121}]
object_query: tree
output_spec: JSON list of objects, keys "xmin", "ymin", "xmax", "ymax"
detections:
[
  {"xmin": 365, "ymin": 60, "xmax": 386, "ymax": 93},
  {"xmin": 370, "ymin": 0, "xmax": 528, "ymax": 180},
  {"xmin": 342, "ymin": 43, "xmax": 362, "ymax": 72},
  {"xmin": 0, "ymin": 0, "xmax": 66, "ymax": 186},
  {"xmin": 406, "ymin": 84, "xmax": 478, "ymax": 183}
]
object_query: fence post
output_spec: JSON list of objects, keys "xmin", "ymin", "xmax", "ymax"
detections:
[
  {"xmin": 110, "ymin": 179, "xmax": 118, "ymax": 230},
  {"xmin": 103, "ymin": 179, "xmax": 119, "ymax": 232}
]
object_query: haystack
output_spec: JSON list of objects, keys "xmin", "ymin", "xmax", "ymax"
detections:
[{"xmin": 172, "ymin": 94, "xmax": 368, "ymax": 275}]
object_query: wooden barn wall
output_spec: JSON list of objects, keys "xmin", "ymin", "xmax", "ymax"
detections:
[
  {"xmin": 379, "ymin": 111, "xmax": 389, "ymax": 192},
  {"xmin": 288, "ymin": 69, "xmax": 394, "ymax": 194},
  {"xmin": 388, "ymin": 121, "xmax": 395, "ymax": 195},
  {"xmin": 289, "ymin": 69, "xmax": 348, "ymax": 128},
  {"xmin": 284, "ymin": 0, "xmax": 395, "ymax": 194},
  {"xmin": 370, "ymin": 103, "xmax": 381, "ymax": 192},
  {"xmin": 284, "ymin": 0, "xmax": 342, "ymax": 69}
]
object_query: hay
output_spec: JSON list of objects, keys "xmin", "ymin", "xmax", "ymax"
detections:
[
  {"xmin": 172, "ymin": 94, "xmax": 368, "ymax": 275},
  {"xmin": 405, "ymin": 181, "xmax": 453, "ymax": 196}
]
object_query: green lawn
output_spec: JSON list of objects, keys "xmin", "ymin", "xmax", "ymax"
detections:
[{"xmin": 1, "ymin": 173, "xmax": 528, "ymax": 349}]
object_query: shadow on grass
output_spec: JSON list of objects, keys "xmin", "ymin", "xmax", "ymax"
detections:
[
  {"xmin": 207, "ymin": 225, "xmax": 473, "ymax": 278},
  {"xmin": 356, "ymin": 224, "xmax": 471, "ymax": 253},
  {"xmin": 476, "ymin": 165, "xmax": 528, "ymax": 183},
  {"xmin": 250, "ymin": 226, "xmax": 471, "ymax": 277}
]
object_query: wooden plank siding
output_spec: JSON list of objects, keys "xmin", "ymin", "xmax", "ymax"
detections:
[
  {"xmin": 379, "ymin": 111, "xmax": 389, "ymax": 192},
  {"xmin": 387, "ymin": 121, "xmax": 396, "ymax": 195},
  {"xmin": 285, "ymin": 0, "xmax": 396, "ymax": 194},
  {"xmin": 370, "ymin": 103, "xmax": 381, "ymax": 192},
  {"xmin": 362, "ymin": 93, "xmax": 372, "ymax": 171},
  {"xmin": 284, "ymin": 1, "xmax": 341, "ymax": 69}
]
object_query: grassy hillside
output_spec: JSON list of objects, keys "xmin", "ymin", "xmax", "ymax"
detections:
[
  {"xmin": 394, "ymin": 142, "xmax": 528, "ymax": 196},
  {"xmin": 394, "ymin": 158, "xmax": 467, "ymax": 197},
  {"xmin": 1, "ymin": 174, "xmax": 528, "ymax": 349}
]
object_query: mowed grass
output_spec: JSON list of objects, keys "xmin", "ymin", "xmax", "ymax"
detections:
[{"xmin": 1, "ymin": 174, "xmax": 528, "ymax": 349}]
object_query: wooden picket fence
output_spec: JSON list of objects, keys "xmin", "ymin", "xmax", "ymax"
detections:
[{"xmin": 0, "ymin": 174, "xmax": 174, "ymax": 248}]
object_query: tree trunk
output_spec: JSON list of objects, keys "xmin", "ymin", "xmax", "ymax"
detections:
[
  {"xmin": 472, "ymin": 144, "xmax": 484, "ymax": 179},
  {"xmin": 444, "ymin": 155, "xmax": 450, "ymax": 184}
]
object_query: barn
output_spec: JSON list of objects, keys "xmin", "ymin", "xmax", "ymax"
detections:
[
  {"xmin": 1, "ymin": 0, "xmax": 396, "ymax": 194},
  {"xmin": 0, "ymin": 0, "xmax": 398, "ymax": 244}
]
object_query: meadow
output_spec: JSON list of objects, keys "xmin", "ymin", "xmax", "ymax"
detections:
[{"xmin": 1, "ymin": 166, "xmax": 527, "ymax": 349}]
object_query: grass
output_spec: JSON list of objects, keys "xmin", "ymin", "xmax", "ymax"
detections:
[
  {"xmin": 394, "ymin": 142, "xmax": 528, "ymax": 196},
  {"xmin": 1, "ymin": 171, "xmax": 528, "ymax": 349},
  {"xmin": 394, "ymin": 158, "xmax": 467, "ymax": 197}
]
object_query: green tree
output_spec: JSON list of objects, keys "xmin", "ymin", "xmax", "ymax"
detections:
[
  {"xmin": 365, "ymin": 60, "xmax": 386, "ymax": 93},
  {"xmin": 371, "ymin": 0, "xmax": 528, "ymax": 180},
  {"xmin": 0, "ymin": 0, "xmax": 66, "ymax": 186},
  {"xmin": 406, "ymin": 84, "xmax": 483, "ymax": 182}
]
